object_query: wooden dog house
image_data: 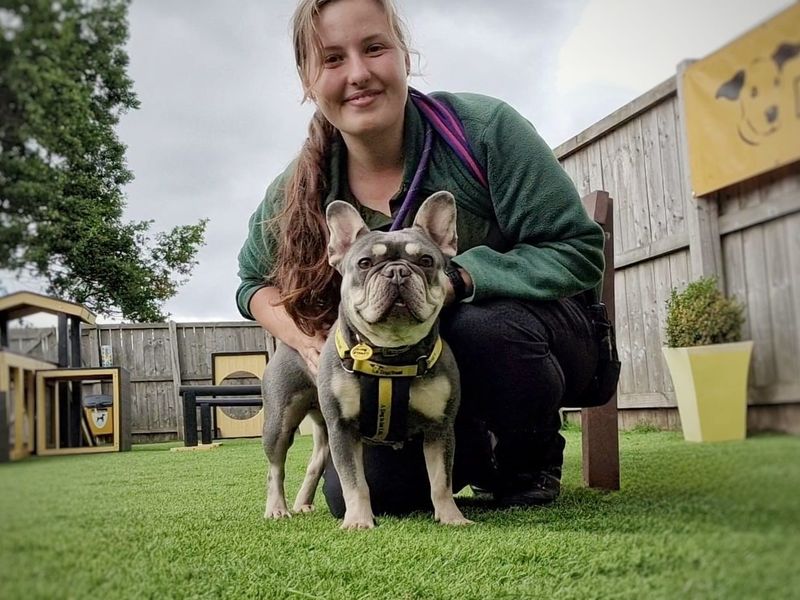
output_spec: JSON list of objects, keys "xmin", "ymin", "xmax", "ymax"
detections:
[{"xmin": 0, "ymin": 292, "xmax": 131, "ymax": 459}]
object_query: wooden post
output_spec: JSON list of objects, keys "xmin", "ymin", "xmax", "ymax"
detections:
[
  {"xmin": 0, "ymin": 391, "xmax": 8, "ymax": 463},
  {"xmin": 581, "ymin": 191, "xmax": 620, "ymax": 491},
  {"xmin": 676, "ymin": 59, "xmax": 724, "ymax": 286},
  {"xmin": 168, "ymin": 321, "xmax": 184, "ymax": 440}
]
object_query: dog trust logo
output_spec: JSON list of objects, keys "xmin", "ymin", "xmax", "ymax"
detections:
[
  {"xmin": 682, "ymin": 4, "xmax": 800, "ymax": 196},
  {"xmin": 715, "ymin": 42, "xmax": 800, "ymax": 146}
]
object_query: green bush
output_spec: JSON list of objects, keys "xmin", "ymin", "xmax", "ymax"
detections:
[{"xmin": 665, "ymin": 277, "xmax": 745, "ymax": 348}]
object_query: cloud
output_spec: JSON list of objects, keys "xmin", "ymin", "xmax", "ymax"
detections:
[{"xmin": 4, "ymin": 0, "xmax": 793, "ymax": 324}]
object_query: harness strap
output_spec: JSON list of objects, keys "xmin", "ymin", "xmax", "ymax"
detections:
[
  {"xmin": 334, "ymin": 327, "xmax": 443, "ymax": 377},
  {"xmin": 359, "ymin": 376, "xmax": 410, "ymax": 444}
]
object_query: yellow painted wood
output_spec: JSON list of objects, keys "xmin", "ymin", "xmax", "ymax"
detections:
[
  {"xmin": 211, "ymin": 352, "xmax": 313, "ymax": 437},
  {"xmin": 0, "ymin": 351, "xmax": 56, "ymax": 460},
  {"xmin": 212, "ymin": 354, "xmax": 268, "ymax": 384},
  {"xmin": 213, "ymin": 353, "xmax": 267, "ymax": 439},
  {"xmin": 36, "ymin": 368, "xmax": 121, "ymax": 456},
  {"xmin": 662, "ymin": 341, "xmax": 754, "ymax": 442},
  {"xmin": 0, "ymin": 291, "xmax": 96, "ymax": 324}
]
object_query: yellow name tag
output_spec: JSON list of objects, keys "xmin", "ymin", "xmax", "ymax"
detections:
[{"xmin": 350, "ymin": 344, "xmax": 373, "ymax": 360}]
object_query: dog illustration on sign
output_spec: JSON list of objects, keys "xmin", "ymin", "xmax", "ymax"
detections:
[{"xmin": 716, "ymin": 42, "xmax": 800, "ymax": 145}]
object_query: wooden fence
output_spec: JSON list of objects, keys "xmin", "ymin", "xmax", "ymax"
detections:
[
  {"xmin": 9, "ymin": 322, "xmax": 274, "ymax": 441},
  {"xmin": 555, "ymin": 74, "xmax": 800, "ymax": 432}
]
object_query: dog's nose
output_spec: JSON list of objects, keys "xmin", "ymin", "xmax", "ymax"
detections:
[
  {"xmin": 382, "ymin": 262, "xmax": 411, "ymax": 284},
  {"xmin": 766, "ymin": 105, "xmax": 778, "ymax": 123}
]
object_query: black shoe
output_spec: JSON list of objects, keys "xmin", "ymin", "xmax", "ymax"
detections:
[{"xmin": 495, "ymin": 470, "xmax": 561, "ymax": 508}]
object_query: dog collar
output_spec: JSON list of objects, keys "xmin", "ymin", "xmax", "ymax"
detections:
[{"xmin": 334, "ymin": 326, "xmax": 443, "ymax": 378}]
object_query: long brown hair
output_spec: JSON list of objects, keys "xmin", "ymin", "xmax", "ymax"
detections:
[{"xmin": 271, "ymin": 0, "xmax": 413, "ymax": 335}]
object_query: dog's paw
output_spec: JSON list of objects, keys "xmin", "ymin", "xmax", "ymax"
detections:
[
  {"xmin": 264, "ymin": 504, "xmax": 292, "ymax": 520},
  {"xmin": 435, "ymin": 506, "xmax": 474, "ymax": 526},
  {"xmin": 437, "ymin": 514, "xmax": 474, "ymax": 526},
  {"xmin": 340, "ymin": 514, "xmax": 376, "ymax": 530},
  {"xmin": 293, "ymin": 503, "xmax": 315, "ymax": 514}
]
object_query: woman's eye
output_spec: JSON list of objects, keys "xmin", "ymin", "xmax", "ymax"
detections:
[
  {"xmin": 358, "ymin": 258, "xmax": 373, "ymax": 269},
  {"xmin": 419, "ymin": 255, "xmax": 434, "ymax": 268},
  {"xmin": 366, "ymin": 44, "xmax": 385, "ymax": 54},
  {"xmin": 323, "ymin": 54, "xmax": 342, "ymax": 66}
]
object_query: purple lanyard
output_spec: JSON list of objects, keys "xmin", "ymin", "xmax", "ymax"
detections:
[{"xmin": 389, "ymin": 88, "xmax": 488, "ymax": 231}]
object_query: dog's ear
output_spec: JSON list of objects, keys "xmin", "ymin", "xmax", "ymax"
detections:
[
  {"xmin": 773, "ymin": 42, "xmax": 800, "ymax": 71},
  {"xmin": 326, "ymin": 200, "xmax": 369, "ymax": 269},
  {"xmin": 413, "ymin": 191, "xmax": 458, "ymax": 258},
  {"xmin": 716, "ymin": 70, "xmax": 745, "ymax": 100}
]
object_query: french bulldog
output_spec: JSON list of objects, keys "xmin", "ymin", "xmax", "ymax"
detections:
[{"xmin": 262, "ymin": 191, "xmax": 471, "ymax": 529}]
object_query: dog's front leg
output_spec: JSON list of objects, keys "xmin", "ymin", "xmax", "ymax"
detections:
[
  {"xmin": 423, "ymin": 432, "xmax": 473, "ymax": 525},
  {"xmin": 328, "ymin": 422, "xmax": 375, "ymax": 529}
]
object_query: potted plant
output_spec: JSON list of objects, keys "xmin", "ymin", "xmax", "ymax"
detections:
[{"xmin": 662, "ymin": 277, "xmax": 752, "ymax": 442}]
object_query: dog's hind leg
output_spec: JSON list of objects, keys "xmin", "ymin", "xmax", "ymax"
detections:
[
  {"xmin": 263, "ymin": 387, "xmax": 314, "ymax": 520},
  {"xmin": 423, "ymin": 433, "xmax": 473, "ymax": 526},
  {"xmin": 293, "ymin": 409, "xmax": 329, "ymax": 513}
]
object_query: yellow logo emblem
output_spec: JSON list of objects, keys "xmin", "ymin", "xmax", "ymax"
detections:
[{"xmin": 350, "ymin": 344, "xmax": 373, "ymax": 360}]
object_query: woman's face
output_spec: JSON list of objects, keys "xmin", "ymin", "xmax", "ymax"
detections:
[{"xmin": 309, "ymin": 0, "xmax": 409, "ymax": 142}]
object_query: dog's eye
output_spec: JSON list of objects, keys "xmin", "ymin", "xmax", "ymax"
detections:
[
  {"xmin": 419, "ymin": 255, "xmax": 434, "ymax": 268},
  {"xmin": 358, "ymin": 258, "xmax": 372, "ymax": 269}
]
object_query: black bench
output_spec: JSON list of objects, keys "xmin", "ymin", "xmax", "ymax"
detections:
[{"xmin": 179, "ymin": 385, "xmax": 262, "ymax": 446}]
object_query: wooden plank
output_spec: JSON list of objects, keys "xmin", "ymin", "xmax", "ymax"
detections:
[
  {"xmin": 628, "ymin": 120, "xmax": 652, "ymax": 248},
  {"xmin": 764, "ymin": 218, "xmax": 798, "ymax": 384},
  {"xmin": 601, "ymin": 130, "xmax": 631, "ymax": 253},
  {"xmin": 638, "ymin": 260, "xmax": 665, "ymax": 393},
  {"xmin": 786, "ymin": 212, "xmax": 800, "ymax": 380},
  {"xmin": 626, "ymin": 266, "xmax": 650, "ymax": 393},
  {"xmin": 722, "ymin": 231, "xmax": 751, "ymax": 341},
  {"xmin": 168, "ymin": 321, "xmax": 184, "ymax": 440},
  {"xmin": 554, "ymin": 77, "xmax": 676, "ymax": 160},
  {"xmin": 614, "ymin": 270, "xmax": 634, "ymax": 395},
  {"xmin": 658, "ymin": 97, "xmax": 687, "ymax": 239},
  {"xmin": 652, "ymin": 255, "xmax": 675, "ymax": 393},
  {"xmin": 614, "ymin": 232, "xmax": 689, "ymax": 269},
  {"xmin": 587, "ymin": 141, "xmax": 604, "ymax": 193},
  {"xmin": 675, "ymin": 60, "xmax": 724, "ymax": 284},
  {"xmin": 560, "ymin": 155, "xmax": 579, "ymax": 192},
  {"xmin": 749, "ymin": 382, "xmax": 800, "ymax": 406},
  {"xmin": 742, "ymin": 225, "xmax": 776, "ymax": 387},
  {"xmin": 617, "ymin": 392, "xmax": 674, "ymax": 409},
  {"xmin": 719, "ymin": 192, "xmax": 800, "ymax": 235},
  {"xmin": 640, "ymin": 109, "xmax": 669, "ymax": 244}
]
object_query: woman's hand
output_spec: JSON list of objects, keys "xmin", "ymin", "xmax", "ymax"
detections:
[
  {"xmin": 292, "ymin": 327, "xmax": 330, "ymax": 376},
  {"xmin": 249, "ymin": 286, "xmax": 331, "ymax": 376}
]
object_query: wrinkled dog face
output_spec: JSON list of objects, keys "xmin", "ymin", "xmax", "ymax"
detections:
[{"xmin": 327, "ymin": 191, "xmax": 458, "ymax": 347}]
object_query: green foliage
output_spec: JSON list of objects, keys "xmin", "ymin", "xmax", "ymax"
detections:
[
  {"xmin": 665, "ymin": 276, "xmax": 745, "ymax": 348},
  {"xmin": 0, "ymin": 0, "xmax": 206, "ymax": 321}
]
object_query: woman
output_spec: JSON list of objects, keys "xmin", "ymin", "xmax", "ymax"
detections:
[{"xmin": 237, "ymin": 0, "xmax": 605, "ymax": 515}]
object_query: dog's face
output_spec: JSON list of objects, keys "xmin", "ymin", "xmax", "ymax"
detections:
[
  {"xmin": 738, "ymin": 58, "xmax": 781, "ymax": 137},
  {"xmin": 716, "ymin": 42, "xmax": 800, "ymax": 144},
  {"xmin": 326, "ymin": 191, "xmax": 457, "ymax": 347}
]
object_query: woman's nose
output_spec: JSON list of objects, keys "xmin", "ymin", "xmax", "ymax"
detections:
[{"xmin": 347, "ymin": 55, "xmax": 370, "ymax": 86}]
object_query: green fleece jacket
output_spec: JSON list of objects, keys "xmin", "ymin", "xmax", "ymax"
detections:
[{"xmin": 236, "ymin": 92, "xmax": 604, "ymax": 320}]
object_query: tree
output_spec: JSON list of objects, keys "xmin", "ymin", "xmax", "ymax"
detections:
[{"xmin": 0, "ymin": 0, "xmax": 207, "ymax": 322}]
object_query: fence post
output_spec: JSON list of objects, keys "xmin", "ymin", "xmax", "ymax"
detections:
[
  {"xmin": 168, "ymin": 321, "xmax": 184, "ymax": 440},
  {"xmin": 676, "ymin": 59, "xmax": 724, "ymax": 287}
]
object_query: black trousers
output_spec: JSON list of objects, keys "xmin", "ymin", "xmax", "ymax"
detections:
[{"xmin": 322, "ymin": 296, "xmax": 598, "ymax": 517}]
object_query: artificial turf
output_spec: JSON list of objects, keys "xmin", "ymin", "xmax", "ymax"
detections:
[{"xmin": 1, "ymin": 428, "xmax": 798, "ymax": 599}]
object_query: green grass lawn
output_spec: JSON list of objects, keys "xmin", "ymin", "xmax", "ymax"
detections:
[{"xmin": 1, "ymin": 428, "xmax": 799, "ymax": 600}]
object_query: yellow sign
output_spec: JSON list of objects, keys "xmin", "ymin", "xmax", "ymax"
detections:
[{"xmin": 683, "ymin": 4, "xmax": 800, "ymax": 196}]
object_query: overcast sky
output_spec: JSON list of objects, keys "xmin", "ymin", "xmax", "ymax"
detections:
[{"xmin": 2, "ymin": 0, "xmax": 793, "ymax": 323}]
